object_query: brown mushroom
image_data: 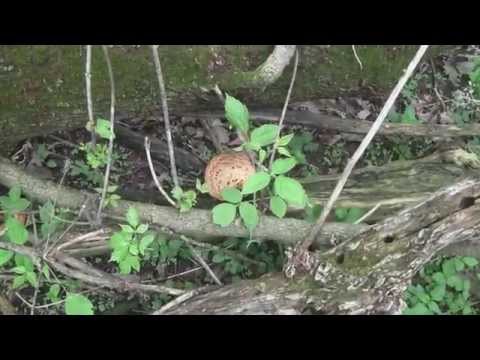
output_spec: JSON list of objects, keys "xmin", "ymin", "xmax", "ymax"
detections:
[{"xmin": 204, "ymin": 152, "xmax": 255, "ymax": 200}]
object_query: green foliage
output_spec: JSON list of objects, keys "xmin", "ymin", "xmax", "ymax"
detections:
[
  {"xmin": 95, "ymin": 118, "xmax": 115, "ymax": 140},
  {"xmin": 108, "ymin": 207, "xmax": 156, "ymax": 274},
  {"xmin": 208, "ymin": 237, "xmax": 284, "ymax": 278},
  {"xmin": 5, "ymin": 216, "xmax": 29, "ymax": 245},
  {"xmin": 65, "ymin": 293, "xmax": 94, "ymax": 315},
  {"xmin": 38, "ymin": 201, "xmax": 62, "ymax": 239},
  {"xmin": 225, "ymin": 94, "xmax": 249, "ymax": 135},
  {"xmin": 242, "ymin": 172, "xmax": 271, "ymax": 195},
  {"xmin": 213, "ymin": 97, "xmax": 310, "ymax": 228},
  {"xmin": 94, "ymin": 185, "xmax": 121, "ymax": 208},
  {"xmin": 248, "ymin": 124, "xmax": 279, "ymax": 149},
  {"xmin": 469, "ymin": 57, "xmax": 480, "ymax": 98},
  {"xmin": 404, "ymin": 256, "xmax": 480, "ymax": 315},
  {"xmin": 220, "ymin": 188, "xmax": 242, "ymax": 204},
  {"xmin": 0, "ymin": 186, "xmax": 30, "ymax": 216},
  {"xmin": 11, "ymin": 254, "xmax": 37, "ymax": 289},
  {"xmin": 388, "ymin": 105, "xmax": 419, "ymax": 125},
  {"xmin": 271, "ymin": 158, "xmax": 297, "ymax": 175},
  {"xmin": 238, "ymin": 202, "xmax": 259, "ymax": 231},
  {"xmin": 269, "ymin": 196, "xmax": 287, "ymax": 218},
  {"xmin": 212, "ymin": 203, "xmax": 237, "ymax": 227},
  {"xmin": 171, "ymin": 187, "xmax": 197, "ymax": 213},
  {"xmin": 273, "ymin": 176, "xmax": 306, "ymax": 208},
  {"xmin": 288, "ymin": 132, "xmax": 319, "ymax": 164}
]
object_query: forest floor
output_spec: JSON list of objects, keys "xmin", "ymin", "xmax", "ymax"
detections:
[{"xmin": 2, "ymin": 45, "xmax": 480, "ymax": 315}]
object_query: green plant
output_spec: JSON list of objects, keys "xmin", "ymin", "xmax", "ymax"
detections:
[
  {"xmin": 171, "ymin": 186, "xmax": 197, "ymax": 213},
  {"xmin": 211, "ymin": 95, "xmax": 310, "ymax": 230},
  {"xmin": 108, "ymin": 207, "xmax": 156, "ymax": 274},
  {"xmin": 65, "ymin": 293, "xmax": 94, "ymax": 315},
  {"xmin": 404, "ymin": 256, "xmax": 480, "ymax": 315}
]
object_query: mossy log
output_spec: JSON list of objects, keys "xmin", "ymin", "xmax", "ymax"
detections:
[
  {"xmin": 163, "ymin": 179, "xmax": 480, "ymax": 314},
  {"xmin": 0, "ymin": 45, "xmax": 449, "ymax": 151}
]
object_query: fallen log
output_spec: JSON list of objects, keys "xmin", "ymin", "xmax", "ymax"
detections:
[
  {"xmin": 163, "ymin": 178, "xmax": 480, "ymax": 314},
  {"xmin": 183, "ymin": 108, "xmax": 480, "ymax": 139}
]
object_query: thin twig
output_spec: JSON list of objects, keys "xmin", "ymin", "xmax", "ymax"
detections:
[
  {"xmin": 145, "ymin": 137, "xmax": 177, "ymax": 207},
  {"xmin": 56, "ymin": 229, "xmax": 109, "ymax": 252},
  {"xmin": 354, "ymin": 203, "xmax": 382, "ymax": 225},
  {"xmin": 85, "ymin": 45, "xmax": 96, "ymax": 145},
  {"xmin": 152, "ymin": 285, "xmax": 215, "ymax": 315},
  {"xmin": 352, "ymin": 45, "xmax": 363, "ymax": 71},
  {"xmin": 287, "ymin": 45, "xmax": 430, "ymax": 276},
  {"xmin": 151, "ymin": 45, "xmax": 179, "ymax": 189},
  {"xmin": 268, "ymin": 49, "xmax": 299, "ymax": 170},
  {"xmin": 184, "ymin": 242, "xmax": 223, "ymax": 286},
  {"xmin": 96, "ymin": 45, "xmax": 116, "ymax": 223}
]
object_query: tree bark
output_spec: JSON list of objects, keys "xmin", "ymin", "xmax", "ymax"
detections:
[
  {"xmin": 163, "ymin": 179, "xmax": 480, "ymax": 314},
  {"xmin": 0, "ymin": 45, "xmax": 449, "ymax": 151}
]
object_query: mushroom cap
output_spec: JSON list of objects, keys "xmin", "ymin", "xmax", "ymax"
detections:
[{"xmin": 205, "ymin": 152, "xmax": 255, "ymax": 200}]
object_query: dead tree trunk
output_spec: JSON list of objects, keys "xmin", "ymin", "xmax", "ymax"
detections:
[{"xmin": 163, "ymin": 179, "xmax": 480, "ymax": 314}]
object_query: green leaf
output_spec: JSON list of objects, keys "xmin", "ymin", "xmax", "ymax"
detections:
[
  {"xmin": 129, "ymin": 244, "xmax": 139, "ymax": 256},
  {"xmin": 427, "ymin": 301, "xmax": 442, "ymax": 314},
  {"xmin": 239, "ymin": 202, "xmax": 259, "ymax": 231},
  {"xmin": 401, "ymin": 106, "xmax": 419, "ymax": 124},
  {"xmin": 273, "ymin": 176, "xmax": 306, "ymax": 207},
  {"xmin": 403, "ymin": 303, "xmax": 432, "ymax": 315},
  {"xmin": 278, "ymin": 133, "xmax": 295, "ymax": 147},
  {"xmin": 12, "ymin": 275, "xmax": 26, "ymax": 289},
  {"xmin": 270, "ymin": 196, "xmax": 287, "ymax": 218},
  {"xmin": 136, "ymin": 224, "xmax": 149, "ymax": 234},
  {"xmin": 139, "ymin": 234, "xmax": 155, "ymax": 255},
  {"xmin": 9, "ymin": 186, "xmax": 22, "ymax": 201},
  {"xmin": 42, "ymin": 264, "xmax": 51, "ymax": 280},
  {"xmin": 65, "ymin": 293, "xmax": 94, "ymax": 315},
  {"xmin": 335, "ymin": 208, "xmax": 349, "ymax": 221},
  {"xmin": 14, "ymin": 254, "xmax": 34, "ymax": 272},
  {"xmin": 212, "ymin": 253, "xmax": 226, "ymax": 263},
  {"xmin": 109, "ymin": 231, "xmax": 130, "ymax": 250},
  {"xmin": 225, "ymin": 94, "xmax": 249, "ymax": 134},
  {"xmin": 271, "ymin": 158, "xmax": 297, "ymax": 175},
  {"xmin": 221, "ymin": 188, "xmax": 242, "ymax": 204},
  {"xmin": 462, "ymin": 256, "xmax": 479, "ymax": 268},
  {"xmin": 5, "ymin": 217, "xmax": 29, "ymax": 245},
  {"xmin": 446, "ymin": 275, "xmax": 463, "ymax": 291},
  {"xmin": 277, "ymin": 146, "xmax": 292, "ymax": 157},
  {"xmin": 126, "ymin": 207, "xmax": 140, "ymax": 228},
  {"xmin": 171, "ymin": 186, "xmax": 183, "ymax": 201},
  {"xmin": 46, "ymin": 159, "xmax": 57, "ymax": 168},
  {"xmin": 212, "ymin": 203, "xmax": 237, "ymax": 227},
  {"xmin": 120, "ymin": 255, "xmax": 140, "ymax": 274},
  {"xmin": 454, "ymin": 257, "xmax": 465, "ymax": 272},
  {"xmin": 258, "ymin": 149, "xmax": 267, "ymax": 164},
  {"xmin": 11, "ymin": 266, "xmax": 26, "ymax": 275},
  {"xmin": 442, "ymin": 259, "xmax": 457, "ymax": 277},
  {"xmin": 432, "ymin": 272, "xmax": 446, "ymax": 284},
  {"xmin": 25, "ymin": 272, "xmax": 38, "ymax": 287},
  {"xmin": 430, "ymin": 284, "xmax": 446, "ymax": 301},
  {"xmin": 250, "ymin": 124, "xmax": 279, "ymax": 147},
  {"xmin": 95, "ymin": 119, "xmax": 114, "ymax": 140},
  {"xmin": 416, "ymin": 291, "xmax": 430, "ymax": 304},
  {"xmin": 47, "ymin": 284, "xmax": 61, "ymax": 302},
  {"xmin": 0, "ymin": 250, "xmax": 14, "ymax": 267},
  {"xmin": 242, "ymin": 172, "xmax": 271, "ymax": 195},
  {"xmin": 119, "ymin": 224, "xmax": 135, "ymax": 234},
  {"xmin": 196, "ymin": 179, "xmax": 210, "ymax": 194}
]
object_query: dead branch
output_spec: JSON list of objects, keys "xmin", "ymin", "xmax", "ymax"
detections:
[{"xmin": 285, "ymin": 45, "xmax": 430, "ymax": 278}]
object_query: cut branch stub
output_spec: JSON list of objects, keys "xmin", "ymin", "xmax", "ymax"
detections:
[{"xmin": 205, "ymin": 152, "xmax": 255, "ymax": 200}]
